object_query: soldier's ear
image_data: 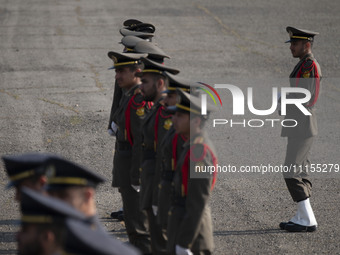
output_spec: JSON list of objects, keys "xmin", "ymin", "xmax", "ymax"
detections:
[{"xmin": 156, "ymin": 78, "xmax": 165, "ymax": 91}]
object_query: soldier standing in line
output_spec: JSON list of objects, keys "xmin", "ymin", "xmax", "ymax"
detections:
[
  {"xmin": 137, "ymin": 57, "xmax": 179, "ymax": 255},
  {"xmin": 167, "ymin": 90, "xmax": 217, "ymax": 255},
  {"xmin": 107, "ymin": 51, "xmax": 152, "ymax": 254},
  {"xmin": 2, "ymin": 153, "xmax": 50, "ymax": 201},
  {"xmin": 279, "ymin": 27, "xmax": 321, "ymax": 232},
  {"xmin": 156, "ymin": 72, "xmax": 201, "ymax": 234},
  {"xmin": 108, "ymin": 20, "xmax": 156, "ymax": 220},
  {"xmin": 108, "ymin": 20, "xmax": 155, "ymax": 136}
]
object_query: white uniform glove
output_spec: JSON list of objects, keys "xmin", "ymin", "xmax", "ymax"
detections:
[
  {"xmin": 108, "ymin": 129, "xmax": 115, "ymax": 136},
  {"xmin": 176, "ymin": 245, "xmax": 193, "ymax": 255},
  {"xmin": 152, "ymin": 205, "xmax": 158, "ymax": 216},
  {"xmin": 111, "ymin": 121, "xmax": 118, "ymax": 133},
  {"xmin": 131, "ymin": 185, "xmax": 140, "ymax": 193}
]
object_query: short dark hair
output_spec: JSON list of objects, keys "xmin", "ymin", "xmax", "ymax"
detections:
[
  {"xmin": 128, "ymin": 63, "xmax": 143, "ymax": 72},
  {"xmin": 150, "ymin": 73, "xmax": 169, "ymax": 87}
]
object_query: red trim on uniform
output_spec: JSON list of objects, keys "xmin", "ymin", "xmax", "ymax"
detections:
[
  {"xmin": 190, "ymin": 144, "xmax": 207, "ymax": 162},
  {"xmin": 159, "ymin": 106, "xmax": 172, "ymax": 118},
  {"xmin": 125, "ymin": 95, "xmax": 136, "ymax": 146},
  {"xmin": 181, "ymin": 134, "xmax": 188, "ymax": 142},
  {"xmin": 295, "ymin": 60, "xmax": 320, "ymax": 107},
  {"xmin": 125, "ymin": 95, "xmax": 146, "ymax": 146},
  {"xmin": 181, "ymin": 144, "xmax": 218, "ymax": 196},
  {"xmin": 306, "ymin": 62, "xmax": 320, "ymax": 107},
  {"xmin": 172, "ymin": 134, "xmax": 179, "ymax": 171}
]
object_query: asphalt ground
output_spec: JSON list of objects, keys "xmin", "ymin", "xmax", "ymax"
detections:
[{"xmin": 0, "ymin": 0, "xmax": 339, "ymax": 254}]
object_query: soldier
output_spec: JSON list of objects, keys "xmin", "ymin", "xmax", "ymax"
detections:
[
  {"xmin": 108, "ymin": 20, "xmax": 156, "ymax": 137},
  {"xmin": 64, "ymin": 218, "xmax": 141, "ymax": 255},
  {"xmin": 107, "ymin": 51, "xmax": 152, "ymax": 254},
  {"xmin": 279, "ymin": 27, "xmax": 321, "ymax": 232},
  {"xmin": 167, "ymin": 90, "xmax": 217, "ymax": 255},
  {"xmin": 17, "ymin": 187, "xmax": 86, "ymax": 255},
  {"xmin": 2, "ymin": 153, "xmax": 50, "ymax": 201},
  {"xmin": 108, "ymin": 20, "xmax": 156, "ymax": 220},
  {"xmin": 156, "ymin": 72, "xmax": 201, "ymax": 233},
  {"xmin": 137, "ymin": 57, "xmax": 179, "ymax": 254},
  {"xmin": 44, "ymin": 156, "xmax": 106, "ymax": 229}
]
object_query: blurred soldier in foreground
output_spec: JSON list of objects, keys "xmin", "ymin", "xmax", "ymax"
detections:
[
  {"xmin": 107, "ymin": 51, "xmax": 152, "ymax": 254},
  {"xmin": 137, "ymin": 57, "xmax": 179, "ymax": 254},
  {"xmin": 44, "ymin": 156, "xmax": 105, "ymax": 228},
  {"xmin": 2, "ymin": 153, "xmax": 50, "ymax": 201},
  {"xmin": 17, "ymin": 187, "xmax": 86, "ymax": 255},
  {"xmin": 279, "ymin": 26, "xmax": 321, "ymax": 232},
  {"xmin": 64, "ymin": 218, "xmax": 141, "ymax": 255},
  {"xmin": 167, "ymin": 90, "xmax": 217, "ymax": 255}
]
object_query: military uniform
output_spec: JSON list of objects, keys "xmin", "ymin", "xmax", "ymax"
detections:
[
  {"xmin": 156, "ymin": 72, "xmax": 200, "ymax": 230},
  {"xmin": 279, "ymin": 27, "xmax": 320, "ymax": 232},
  {"xmin": 137, "ymin": 57, "xmax": 179, "ymax": 254},
  {"xmin": 281, "ymin": 29, "xmax": 322, "ymax": 203},
  {"xmin": 167, "ymin": 133, "xmax": 217, "ymax": 255},
  {"xmin": 108, "ymin": 51, "xmax": 152, "ymax": 253},
  {"xmin": 166, "ymin": 90, "xmax": 217, "ymax": 255},
  {"xmin": 108, "ymin": 20, "xmax": 156, "ymax": 137},
  {"xmin": 157, "ymin": 127, "xmax": 188, "ymax": 229}
]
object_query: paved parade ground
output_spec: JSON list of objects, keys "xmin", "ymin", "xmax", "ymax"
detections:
[{"xmin": 1, "ymin": 0, "xmax": 339, "ymax": 254}]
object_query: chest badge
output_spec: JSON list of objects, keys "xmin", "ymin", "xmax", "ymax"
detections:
[
  {"xmin": 302, "ymin": 70, "xmax": 311, "ymax": 78},
  {"xmin": 163, "ymin": 119, "xmax": 172, "ymax": 130},
  {"xmin": 136, "ymin": 107, "xmax": 145, "ymax": 116}
]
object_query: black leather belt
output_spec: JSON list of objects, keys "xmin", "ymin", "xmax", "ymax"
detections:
[
  {"xmin": 162, "ymin": 171, "xmax": 175, "ymax": 181},
  {"xmin": 142, "ymin": 149, "xmax": 156, "ymax": 160}
]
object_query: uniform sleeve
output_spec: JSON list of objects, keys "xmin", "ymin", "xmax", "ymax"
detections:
[
  {"xmin": 177, "ymin": 144, "xmax": 213, "ymax": 248},
  {"xmin": 129, "ymin": 96, "xmax": 146, "ymax": 186},
  {"xmin": 108, "ymin": 81, "xmax": 123, "ymax": 129},
  {"xmin": 288, "ymin": 59, "xmax": 321, "ymax": 107}
]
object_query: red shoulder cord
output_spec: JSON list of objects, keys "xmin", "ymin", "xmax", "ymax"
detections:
[
  {"xmin": 181, "ymin": 144, "xmax": 218, "ymax": 196},
  {"xmin": 295, "ymin": 61, "xmax": 320, "ymax": 107},
  {"xmin": 125, "ymin": 95, "xmax": 145, "ymax": 146},
  {"xmin": 154, "ymin": 106, "xmax": 172, "ymax": 151}
]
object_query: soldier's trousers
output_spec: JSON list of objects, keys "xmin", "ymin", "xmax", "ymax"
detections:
[
  {"xmin": 283, "ymin": 136, "xmax": 314, "ymax": 202},
  {"xmin": 120, "ymin": 186, "xmax": 152, "ymax": 254},
  {"xmin": 146, "ymin": 208, "xmax": 168, "ymax": 255}
]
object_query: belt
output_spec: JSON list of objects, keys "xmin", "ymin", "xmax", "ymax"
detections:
[
  {"xmin": 174, "ymin": 197, "xmax": 186, "ymax": 207},
  {"xmin": 162, "ymin": 171, "xmax": 175, "ymax": 181},
  {"xmin": 142, "ymin": 149, "xmax": 156, "ymax": 160},
  {"xmin": 117, "ymin": 142, "xmax": 132, "ymax": 151}
]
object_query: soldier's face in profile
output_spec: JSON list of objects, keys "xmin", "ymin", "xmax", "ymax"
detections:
[
  {"xmin": 172, "ymin": 111, "xmax": 190, "ymax": 135},
  {"xmin": 163, "ymin": 93, "xmax": 177, "ymax": 107},
  {"xmin": 140, "ymin": 73, "xmax": 158, "ymax": 101},
  {"xmin": 115, "ymin": 66, "xmax": 139, "ymax": 89},
  {"xmin": 17, "ymin": 224, "xmax": 43, "ymax": 255},
  {"xmin": 290, "ymin": 40, "xmax": 308, "ymax": 58},
  {"xmin": 15, "ymin": 177, "xmax": 46, "ymax": 202},
  {"xmin": 48, "ymin": 187, "xmax": 91, "ymax": 216}
]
